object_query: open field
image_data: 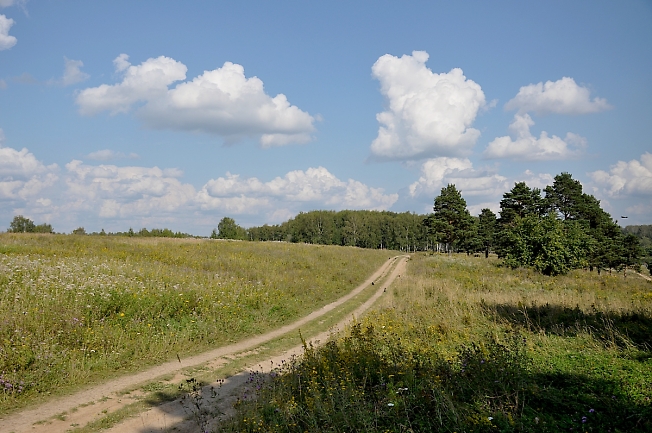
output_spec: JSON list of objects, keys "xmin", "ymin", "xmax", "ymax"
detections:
[
  {"xmin": 225, "ymin": 253, "xmax": 652, "ymax": 432},
  {"xmin": 0, "ymin": 234, "xmax": 389, "ymax": 415}
]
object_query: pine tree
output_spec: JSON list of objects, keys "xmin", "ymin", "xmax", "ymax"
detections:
[
  {"xmin": 544, "ymin": 172, "xmax": 584, "ymax": 220},
  {"xmin": 425, "ymin": 184, "xmax": 474, "ymax": 252},
  {"xmin": 499, "ymin": 182, "xmax": 545, "ymax": 224},
  {"xmin": 477, "ymin": 208, "xmax": 497, "ymax": 258}
]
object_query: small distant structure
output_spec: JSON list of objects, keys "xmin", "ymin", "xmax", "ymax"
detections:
[{"xmin": 621, "ymin": 216, "xmax": 628, "ymax": 218}]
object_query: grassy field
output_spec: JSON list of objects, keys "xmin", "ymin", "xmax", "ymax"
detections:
[
  {"xmin": 224, "ymin": 253, "xmax": 652, "ymax": 432},
  {"xmin": 0, "ymin": 234, "xmax": 389, "ymax": 415}
]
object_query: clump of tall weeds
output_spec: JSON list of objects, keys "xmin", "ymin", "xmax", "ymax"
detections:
[{"xmin": 221, "ymin": 323, "xmax": 531, "ymax": 432}]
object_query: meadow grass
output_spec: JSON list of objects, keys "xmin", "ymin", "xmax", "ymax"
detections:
[
  {"xmin": 223, "ymin": 253, "xmax": 652, "ymax": 432},
  {"xmin": 58, "ymin": 278, "xmax": 389, "ymax": 433},
  {"xmin": 0, "ymin": 233, "xmax": 389, "ymax": 415}
]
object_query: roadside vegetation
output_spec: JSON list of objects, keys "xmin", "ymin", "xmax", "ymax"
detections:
[
  {"xmin": 223, "ymin": 253, "xmax": 652, "ymax": 432},
  {"xmin": 0, "ymin": 234, "xmax": 388, "ymax": 414}
]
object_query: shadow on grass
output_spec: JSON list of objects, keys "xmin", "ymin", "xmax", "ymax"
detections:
[
  {"xmin": 485, "ymin": 302, "xmax": 652, "ymax": 350},
  {"xmin": 524, "ymin": 371, "xmax": 651, "ymax": 432},
  {"xmin": 143, "ymin": 389, "xmax": 180, "ymax": 406},
  {"xmin": 158, "ymin": 324, "xmax": 650, "ymax": 433}
]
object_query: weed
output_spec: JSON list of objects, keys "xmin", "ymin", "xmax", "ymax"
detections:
[
  {"xmin": 178, "ymin": 377, "xmax": 217, "ymax": 432},
  {"xmin": 221, "ymin": 253, "xmax": 652, "ymax": 432}
]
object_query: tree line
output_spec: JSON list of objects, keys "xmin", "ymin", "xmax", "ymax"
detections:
[
  {"xmin": 425, "ymin": 173, "xmax": 645, "ymax": 275},
  {"xmin": 5, "ymin": 216, "xmax": 197, "ymax": 238},
  {"xmin": 212, "ymin": 211, "xmax": 429, "ymax": 252},
  {"xmin": 214, "ymin": 172, "xmax": 649, "ymax": 276},
  {"xmin": 6, "ymin": 215, "xmax": 54, "ymax": 234}
]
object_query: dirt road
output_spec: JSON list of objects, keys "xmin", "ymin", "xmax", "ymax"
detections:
[{"xmin": 1, "ymin": 255, "xmax": 408, "ymax": 433}]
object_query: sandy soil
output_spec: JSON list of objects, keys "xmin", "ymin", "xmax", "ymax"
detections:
[{"xmin": 0, "ymin": 255, "xmax": 408, "ymax": 433}]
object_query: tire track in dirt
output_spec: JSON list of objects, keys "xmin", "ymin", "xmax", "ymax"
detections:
[
  {"xmin": 0, "ymin": 255, "xmax": 407, "ymax": 433},
  {"xmin": 109, "ymin": 255, "xmax": 408, "ymax": 433}
]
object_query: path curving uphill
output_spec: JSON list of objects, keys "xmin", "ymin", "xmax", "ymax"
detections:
[{"xmin": 0, "ymin": 255, "xmax": 409, "ymax": 433}]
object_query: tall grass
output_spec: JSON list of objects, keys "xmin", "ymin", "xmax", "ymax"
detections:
[
  {"xmin": 0, "ymin": 234, "xmax": 388, "ymax": 414},
  {"xmin": 223, "ymin": 253, "xmax": 652, "ymax": 432}
]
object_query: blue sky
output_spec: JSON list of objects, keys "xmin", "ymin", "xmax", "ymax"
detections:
[{"xmin": 1, "ymin": 0, "xmax": 651, "ymax": 235}]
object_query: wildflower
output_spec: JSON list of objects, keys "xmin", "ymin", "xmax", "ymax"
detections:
[
  {"xmin": 581, "ymin": 416, "xmax": 587, "ymax": 423},
  {"xmin": 488, "ymin": 417, "xmax": 493, "ymax": 421},
  {"xmin": 387, "ymin": 403, "xmax": 395, "ymax": 407},
  {"xmin": 589, "ymin": 408, "xmax": 595, "ymax": 413}
]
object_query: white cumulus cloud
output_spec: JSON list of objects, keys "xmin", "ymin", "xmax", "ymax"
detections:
[
  {"xmin": 0, "ymin": 133, "xmax": 59, "ymax": 201},
  {"xmin": 408, "ymin": 157, "xmax": 508, "ymax": 199},
  {"xmin": 505, "ymin": 77, "xmax": 611, "ymax": 115},
  {"xmin": 0, "ymin": 14, "xmax": 17, "ymax": 50},
  {"xmin": 76, "ymin": 54, "xmax": 187, "ymax": 115},
  {"xmin": 64, "ymin": 160, "xmax": 196, "ymax": 218},
  {"xmin": 484, "ymin": 114, "xmax": 587, "ymax": 161},
  {"xmin": 370, "ymin": 50, "xmax": 486, "ymax": 161},
  {"xmin": 197, "ymin": 167, "xmax": 398, "ymax": 217},
  {"xmin": 589, "ymin": 153, "xmax": 652, "ymax": 197},
  {"xmin": 76, "ymin": 54, "xmax": 316, "ymax": 147}
]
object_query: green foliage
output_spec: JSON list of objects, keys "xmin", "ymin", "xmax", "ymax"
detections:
[
  {"xmin": 499, "ymin": 182, "xmax": 546, "ymax": 224},
  {"xmin": 425, "ymin": 184, "xmax": 474, "ymax": 251},
  {"xmin": 477, "ymin": 208, "xmax": 497, "ymax": 258},
  {"xmin": 217, "ymin": 217, "xmax": 247, "ymax": 240},
  {"xmin": 9, "ymin": 215, "xmax": 35, "ymax": 233},
  {"xmin": 74, "ymin": 227, "xmax": 195, "ymax": 238},
  {"xmin": 623, "ymin": 224, "xmax": 652, "ymax": 249},
  {"xmin": 8, "ymin": 216, "xmax": 54, "ymax": 234},
  {"xmin": 623, "ymin": 233, "xmax": 644, "ymax": 272},
  {"xmin": 494, "ymin": 174, "xmax": 642, "ymax": 275},
  {"xmin": 225, "ymin": 324, "xmax": 530, "ymax": 432},
  {"xmin": 32, "ymin": 223, "xmax": 54, "ymax": 234},
  {"xmin": 501, "ymin": 214, "xmax": 593, "ymax": 276},
  {"xmin": 248, "ymin": 210, "xmax": 429, "ymax": 252},
  {"xmin": 623, "ymin": 225, "xmax": 652, "ymax": 273},
  {"xmin": 218, "ymin": 173, "xmax": 644, "ymax": 270},
  {"xmin": 8, "ymin": 216, "xmax": 33, "ymax": 233},
  {"xmin": 544, "ymin": 172, "xmax": 584, "ymax": 220}
]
